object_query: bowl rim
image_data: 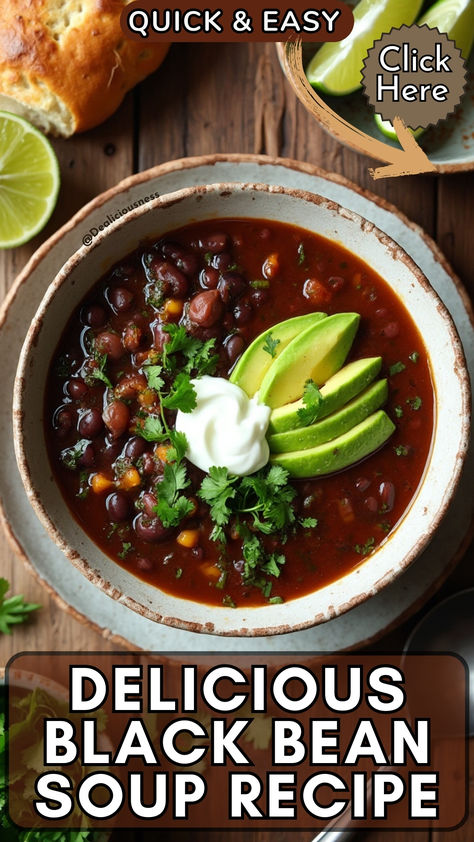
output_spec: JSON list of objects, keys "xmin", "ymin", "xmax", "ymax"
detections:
[
  {"xmin": 12, "ymin": 180, "xmax": 472, "ymax": 636},
  {"xmin": 275, "ymin": 42, "xmax": 474, "ymax": 175}
]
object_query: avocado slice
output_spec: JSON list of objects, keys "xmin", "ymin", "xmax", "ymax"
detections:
[
  {"xmin": 269, "ymin": 379, "xmax": 388, "ymax": 453},
  {"xmin": 269, "ymin": 356, "xmax": 382, "ymax": 434},
  {"xmin": 258, "ymin": 312, "xmax": 360, "ymax": 409},
  {"xmin": 230, "ymin": 312, "xmax": 327, "ymax": 397},
  {"xmin": 270, "ymin": 410, "xmax": 396, "ymax": 478}
]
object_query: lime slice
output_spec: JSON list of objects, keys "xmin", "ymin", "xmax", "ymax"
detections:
[
  {"xmin": 418, "ymin": 0, "xmax": 474, "ymax": 59},
  {"xmin": 374, "ymin": 114, "xmax": 424, "ymax": 141},
  {"xmin": 375, "ymin": 0, "xmax": 474, "ymax": 140},
  {"xmin": 306, "ymin": 0, "xmax": 425, "ymax": 96},
  {"xmin": 0, "ymin": 111, "xmax": 60, "ymax": 249}
]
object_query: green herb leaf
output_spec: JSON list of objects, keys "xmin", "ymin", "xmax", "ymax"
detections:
[
  {"xmin": 0, "ymin": 579, "xmax": 40, "ymax": 634},
  {"xmin": 394, "ymin": 405, "xmax": 403, "ymax": 419},
  {"xmin": 406, "ymin": 396, "xmax": 422, "ymax": 411},
  {"xmin": 297, "ymin": 379, "xmax": 323, "ymax": 426},
  {"xmin": 223, "ymin": 594, "xmax": 236, "ymax": 608},
  {"xmin": 354, "ymin": 537, "xmax": 375, "ymax": 556},
  {"xmin": 155, "ymin": 462, "xmax": 193, "ymax": 528},
  {"xmin": 198, "ymin": 467, "xmax": 239, "ymax": 528},
  {"xmin": 409, "ymin": 351, "xmax": 419, "ymax": 363},
  {"xmin": 250, "ymin": 279, "xmax": 270, "ymax": 289},
  {"xmin": 389, "ymin": 361, "xmax": 406, "ymax": 376},
  {"xmin": 262, "ymin": 333, "xmax": 280, "ymax": 359},
  {"xmin": 299, "ymin": 516, "xmax": 318, "ymax": 528},
  {"xmin": 269, "ymin": 595, "xmax": 284, "ymax": 604},
  {"xmin": 144, "ymin": 364, "xmax": 165, "ymax": 392},
  {"xmin": 139, "ymin": 415, "xmax": 164, "ymax": 441},
  {"xmin": 394, "ymin": 444, "xmax": 409, "ymax": 456},
  {"xmin": 161, "ymin": 372, "xmax": 197, "ymax": 412},
  {"xmin": 89, "ymin": 351, "xmax": 112, "ymax": 388},
  {"xmin": 297, "ymin": 242, "xmax": 306, "ymax": 265},
  {"xmin": 118, "ymin": 541, "xmax": 132, "ymax": 560},
  {"xmin": 60, "ymin": 439, "xmax": 90, "ymax": 471}
]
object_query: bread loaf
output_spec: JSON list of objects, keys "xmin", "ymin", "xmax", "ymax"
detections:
[{"xmin": 0, "ymin": 0, "xmax": 169, "ymax": 136}]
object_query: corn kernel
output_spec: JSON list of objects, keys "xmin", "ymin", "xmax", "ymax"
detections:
[
  {"xmin": 163, "ymin": 298, "xmax": 184, "ymax": 320},
  {"xmin": 91, "ymin": 473, "xmax": 114, "ymax": 494},
  {"xmin": 118, "ymin": 467, "xmax": 141, "ymax": 491},
  {"xmin": 177, "ymin": 529, "xmax": 200, "ymax": 549},
  {"xmin": 199, "ymin": 562, "xmax": 221, "ymax": 581},
  {"xmin": 138, "ymin": 388, "xmax": 156, "ymax": 409},
  {"xmin": 263, "ymin": 252, "xmax": 280, "ymax": 280},
  {"xmin": 155, "ymin": 443, "xmax": 171, "ymax": 463}
]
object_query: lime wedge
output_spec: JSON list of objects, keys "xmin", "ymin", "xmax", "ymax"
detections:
[
  {"xmin": 0, "ymin": 111, "xmax": 60, "ymax": 249},
  {"xmin": 375, "ymin": 0, "xmax": 474, "ymax": 140},
  {"xmin": 418, "ymin": 0, "xmax": 474, "ymax": 59},
  {"xmin": 306, "ymin": 0, "xmax": 425, "ymax": 96},
  {"xmin": 374, "ymin": 114, "xmax": 424, "ymax": 141}
]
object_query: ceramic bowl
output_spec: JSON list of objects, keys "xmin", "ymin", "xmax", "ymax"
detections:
[
  {"xmin": 276, "ymin": 43, "xmax": 474, "ymax": 174},
  {"xmin": 13, "ymin": 182, "xmax": 471, "ymax": 636}
]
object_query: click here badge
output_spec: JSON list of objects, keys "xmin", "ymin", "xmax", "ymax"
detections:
[{"xmin": 362, "ymin": 24, "xmax": 467, "ymax": 132}]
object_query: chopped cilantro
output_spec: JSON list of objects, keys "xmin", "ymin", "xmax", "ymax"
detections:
[
  {"xmin": 262, "ymin": 333, "xmax": 280, "ymax": 359},
  {"xmin": 118, "ymin": 541, "xmax": 132, "ymax": 560},
  {"xmin": 354, "ymin": 537, "xmax": 375, "ymax": 556},
  {"xmin": 88, "ymin": 351, "xmax": 113, "ymax": 388},
  {"xmin": 154, "ymin": 462, "xmax": 194, "ymax": 528},
  {"xmin": 378, "ymin": 521, "xmax": 392, "ymax": 533},
  {"xmin": 204, "ymin": 251, "xmax": 213, "ymax": 265},
  {"xmin": 250, "ymin": 279, "xmax": 270, "ymax": 289},
  {"xmin": 409, "ymin": 351, "xmax": 419, "ymax": 363},
  {"xmin": 394, "ymin": 445, "xmax": 409, "ymax": 456},
  {"xmin": 76, "ymin": 470, "xmax": 90, "ymax": 500},
  {"xmin": 394, "ymin": 405, "xmax": 403, "ymax": 418},
  {"xmin": 60, "ymin": 439, "xmax": 90, "ymax": 471},
  {"xmin": 175, "ymin": 568, "xmax": 183, "ymax": 579},
  {"xmin": 161, "ymin": 372, "xmax": 197, "ymax": 412},
  {"xmin": 389, "ymin": 361, "xmax": 406, "ymax": 376},
  {"xmin": 297, "ymin": 379, "xmax": 323, "ymax": 426},
  {"xmin": 299, "ymin": 516, "xmax": 318, "ymax": 528},
  {"xmin": 406, "ymin": 396, "xmax": 422, "ymax": 411},
  {"xmin": 297, "ymin": 242, "xmax": 306, "ymax": 265},
  {"xmin": 223, "ymin": 595, "xmax": 236, "ymax": 608},
  {"xmin": 269, "ymin": 595, "xmax": 284, "ymax": 604},
  {"xmin": 144, "ymin": 364, "xmax": 165, "ymax": 391},
  {"xmin": 139, "ymin": 415, "xmax": 163, "ymax": 441}
]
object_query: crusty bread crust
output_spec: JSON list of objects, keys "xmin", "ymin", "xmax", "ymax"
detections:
[{"xmin": 0, "ymin": 0, "xmax": 169, "ymax": 135}]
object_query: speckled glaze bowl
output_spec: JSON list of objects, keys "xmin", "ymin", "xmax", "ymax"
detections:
[{"xmin": 13, "ymin": 183, "xmax": 471, "ymax": 636}]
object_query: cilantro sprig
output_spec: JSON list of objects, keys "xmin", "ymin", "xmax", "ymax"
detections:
[
  {"xmin": 297, "ymin": 379, "xmax": 323, "ymax": 426},
  {"xmin": 0, "ymin": 579, "xmax": 40, "ymax": 634},
  {"xmin": 262, "ymin": 333, "xmax": 280, "ymax": 359}
]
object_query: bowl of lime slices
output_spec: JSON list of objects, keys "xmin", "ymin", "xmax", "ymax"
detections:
[{"xmin": 277, "ymin": 0, "xmax": 474, "ymax": 173}]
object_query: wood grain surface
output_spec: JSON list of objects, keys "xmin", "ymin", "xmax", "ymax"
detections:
[{"xmin": 0, "ymin": 43, "xmax": 473, "ymax": 841}]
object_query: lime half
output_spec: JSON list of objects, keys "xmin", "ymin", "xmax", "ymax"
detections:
[
  {"xmin": 306, "ymin": 0, "xmax": 425, "ymax": 96},
  {"xmin": 418, "ymin": 0, "xmax": 474, "ymax": 59},
  {"xmin": 0, "ymin": 111, "xmax": 60, "ymax": 249},
  {"xmin": 374, "ymin": 114, "xmax": 424, "ymax": 141}
]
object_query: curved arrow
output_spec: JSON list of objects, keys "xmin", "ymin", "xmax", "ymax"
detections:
[{"xmin": 282, "ymin": 40, "xmax": 436, "ymax": 180}]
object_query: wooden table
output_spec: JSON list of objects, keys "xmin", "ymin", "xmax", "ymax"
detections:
[{"xmin": 0, "ymin": 43, "xmax": 472, "ymax": 841}]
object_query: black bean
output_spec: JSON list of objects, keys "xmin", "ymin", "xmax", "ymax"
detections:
[
  {"xmin": 189, "ymin": 290, "xmax": 223, "ymax": 327},
  {"xmin": 78, "ymin": 408, "xmax": 103, "ymax": 438},
  {"xmin": 225, "ymin": 334, "xmax": 245, "ymax": 365},
  {"xmin": 161, "ymin": 242, "xmax": 199, "ymax": 277},
  {"xmin": 201, "ymin": 232, "xmax": 230, "ymax": 253},
  {"xmin": 200, "ymin": 267, "xmax": 219, "ymax": 289},
  {"xmin": 151, "ymin": 260, "xmax": 188, "ymax": 298},
  {"xmin": 233, "ymin": 301, "xmax": 253, "ymax": 325},
  {"xmin": 134, "ymin": 513, "xmax": 172, "ymax": 543},
  {"xmin": 78, "ymin": 443, "xmax": 95, "ymax": 468},
  {"xmin": 82, "ymin": 305, "xmax": 106, "ymax": 328},
  {"xmin": 125, "ymin": 436, "xmax": 147, "ymax": 461},
  {"xmin": 55, "ymin": 407, "xmax": 74, "ymax": 438},
  {"xmin": 67, "ymin": 378, "xmax": 88, "ymax": 400},
  {"xmin": 250, "ymin": 289, "xmax": 269, "ymax": 307},
  {"xmin": 106, "ymin": 492, "xmax": 131, "ymax": 522},
  {"xmin": 108, "ymin": 286, "xmax": 134, "ymax": 313},
  {"xmin": 218, "ymin": 272, "xmax": 247, "ymax": 304},
  {"xmin": 103, "ymin": 401, "xmax": 130, "ymax": 439},
  {"xmin": 95, "ymin": 331, "xmax": 123, "ymax": 361},
  {"xmin": 212, "ymin": 252, "xmax": 233, "ymax": 271}
]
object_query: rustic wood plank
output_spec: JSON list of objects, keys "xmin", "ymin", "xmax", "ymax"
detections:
[
  {"xmin": 436, "ymin": 174, "xmax": 474, "ymax": 296},
  {"xmin": 0, "ymin": 94, "xmax": 135, "ymax": 661}
]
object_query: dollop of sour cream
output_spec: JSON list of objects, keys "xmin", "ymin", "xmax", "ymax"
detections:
[{"xmin": 175, "ymin": 376, "xmax": 271, "ymax": 476}]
